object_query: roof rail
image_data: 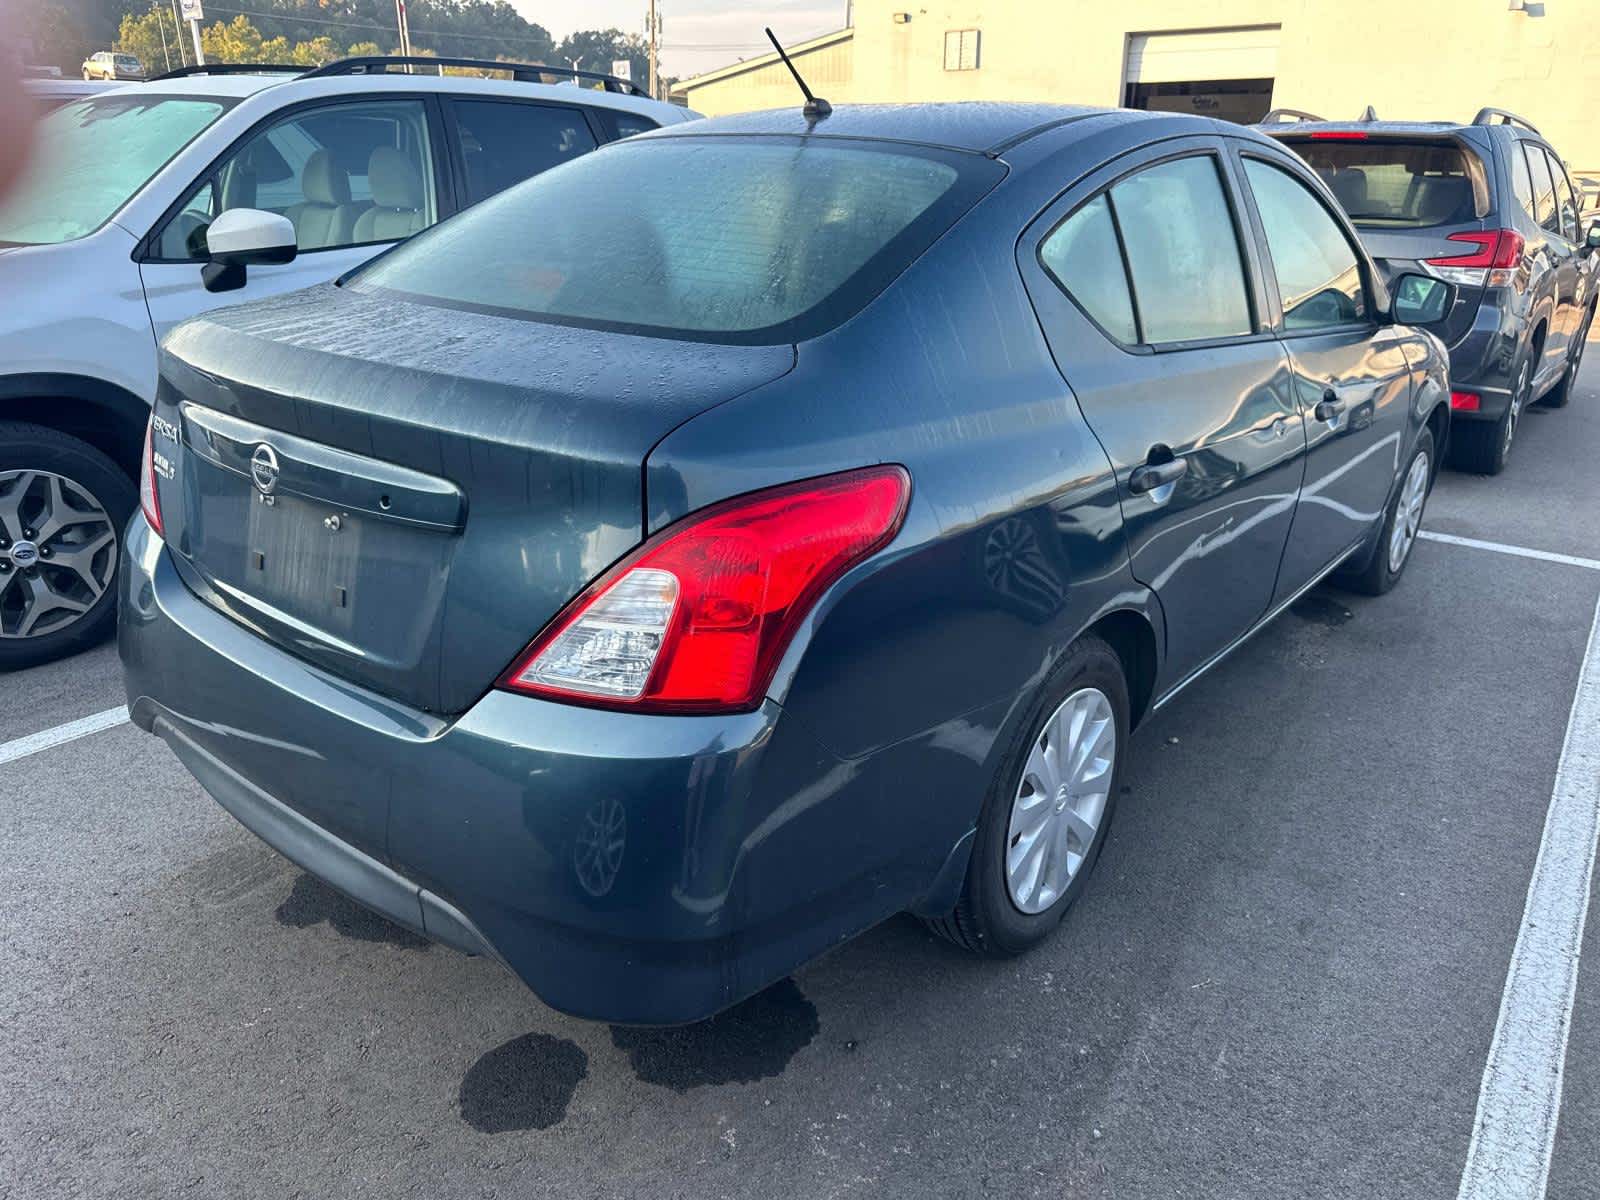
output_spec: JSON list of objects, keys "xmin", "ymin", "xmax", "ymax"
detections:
[
  {"xmin": 1472, "ymin": 106, "xmax": 1541, "ymax": 135},
  {"xmin": 147, "ymin": 63, "xmax": 303, "ymax": 81},
  {"xmin": 301, "ymin": 55, "xmax": 648, "ymax": 96},
  {"xmin": 1260, "ymin": 108, "xmax": 1325, "ymax": 124}
]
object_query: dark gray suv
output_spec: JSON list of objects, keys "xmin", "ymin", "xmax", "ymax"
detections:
[{"xmin": 1260, "ymin": 107, "xmax": 1600, "ymax": 474}]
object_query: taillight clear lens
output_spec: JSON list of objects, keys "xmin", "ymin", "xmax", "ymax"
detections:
[
  {"xmin": 139, "ymin": 417, "xmax": 164, "ymax": 536},
  {"xmin": 499, "ymin": 465, "xmax": 911, "ymax": 714}
]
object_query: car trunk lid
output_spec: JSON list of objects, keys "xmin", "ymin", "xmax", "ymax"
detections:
[{"xmin": 153, "ymin": 284, "xmax": 794, "ymax": 713}]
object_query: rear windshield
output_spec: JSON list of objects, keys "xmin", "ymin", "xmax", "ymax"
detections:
[
  {"xmin": 348, "ymin": 135, "xmax": 1003, "ymax": 344},
  {"xmin": 1287, "ymin": 139, "xmax": 1486, "ymax": 227}
]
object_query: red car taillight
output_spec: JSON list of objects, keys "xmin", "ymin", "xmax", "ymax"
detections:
[
  {"xmin": 498, "ymin": 465, "xmax": 911, "ymax": 714},
  {"xmin": 139, "ymin": 416, "xmax": 164, "ymax": 536},
  {"xmin": 1427, "ymin": 229, "xmax": 1524, "ymax": 288}
]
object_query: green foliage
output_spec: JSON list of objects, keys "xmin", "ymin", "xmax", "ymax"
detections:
[
  {"xmin": 555, "ymin": 28, "xmax": 650, "ymax": 88},
  {"xmin": 114, "ymin": 5, "xmax": 187, "ymax": 74},
  {"xmin": 25, "ymin": 0, "xmax": 559, "ymax": 71}
]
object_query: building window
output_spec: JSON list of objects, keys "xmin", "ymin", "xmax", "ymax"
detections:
[{"xmin": 944, "ymin": 29, "xmax": 980, "ymax": 71}]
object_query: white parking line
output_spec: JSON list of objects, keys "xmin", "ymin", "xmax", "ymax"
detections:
[
  {"xmin": 1420, "ymin": 530, "xmax": 1600, "ymax": 573},
  {"xmin": 0, "ymin": 705, "xmax": 129, "ymax": 767},
  {"xmin": 1457, "ymin": 590, "xmax": 1600, "ymax": 1200}
]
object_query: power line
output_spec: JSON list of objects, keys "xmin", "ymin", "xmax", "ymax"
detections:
[{"xmin": 195, "ymin": 2, "xmax": 557, "ymax": 48}]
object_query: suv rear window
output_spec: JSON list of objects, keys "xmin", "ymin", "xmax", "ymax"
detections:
[
  {"xmin": 1286, "ymin": 139, "xmax": 1487, "ymax": 227},
  {"xmin": 349, "ymin": 135, "xmax": 1003, "ymax": 344}
]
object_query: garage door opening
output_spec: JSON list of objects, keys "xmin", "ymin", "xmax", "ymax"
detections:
[{"xmin": 1124, "ymin": 27, "xmax": 1279, "ymax": 125}]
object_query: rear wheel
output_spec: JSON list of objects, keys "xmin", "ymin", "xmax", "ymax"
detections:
[
  {"xmin": 0, "ymin": 422, "xmax": 135, "ymax": 671},
  {"xmin": 1342, "ymin": 429, "xmax": 1433, "ymax": 596},
  {"xmin": 1451, "ymin": 355, "xmax": 1528, "ymax": 476},
  {"xmin": 925, "ymin": 635, "xmax": 1128, "ymax": 956},
  {"xmin": 1540, "ymin": 306, "xmax": 1594, "ymax": 410}
]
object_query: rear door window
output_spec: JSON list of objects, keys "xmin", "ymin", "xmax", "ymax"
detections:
[
  {"xmin": 1510, "ymin": 142, "xmax": 1536, "ymax": 221},
  {"xmin": 1287, "ymin": 139, "xmax": 1482, "ymax": 227},
  {"xmin": 447, "ymin": 100, "xmax": 599, "ymax": 206},
  {"xmin": 1242, "ymin": 157, "xmax": 1367, "ymax": 331},
  {"xmin": 1526, "ymin": 144, "xmax": 1560, "ymax": 235},
  {"xmin": 1038, "ymin": 194, "xmax": 1138, "ymax": 344},
  {"xmin": 1108, "ymin": 156, "xmax": 1253, "ymax": 343},
  {"xmin": 590, "ymin": 108, "xmax": 661, "ymax": 142},
  {"xmin": 1546, "ymin": 148, "xmax": 1578, "ymax": 242}
]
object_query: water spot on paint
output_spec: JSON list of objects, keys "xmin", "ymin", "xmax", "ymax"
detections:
[
  {"xmin": 274, "ymin": 873, "xmax": 430, "ymax": 949},
  {"xmin": 610, "ymin": 978, "xmax": 819, "ymax": 1092},
  {"xmin": 1290, "ymin": 594, "xmax": 1354, "ymax": 627},
  {"xmin": 458, "ymin": 1033, "xmax": 588, "ymax": 1133}
]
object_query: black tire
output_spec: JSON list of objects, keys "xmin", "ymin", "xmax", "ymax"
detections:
[
  {"xmin": 1540, "ymin": 307, "xmax": 1594, "ymax": 410},
  {"xmin": 1450, "ymin": 346, "xmax": 1530, "ymax": 476},
  {"xmin": 0, "ymin": 421, "xmax": 136, "ymax": 671},
  {"xmin": 1340, "ymin": 428, "xmax": 1434, "ymax": 597},
  {"xmin": 925, "ymin": 634, "xmax": 1129, "ymax": 956}
]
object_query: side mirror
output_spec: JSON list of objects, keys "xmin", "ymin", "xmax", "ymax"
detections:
[
  {"xmin": 1389, "ymin": 271, "xmax": 1454, "ymax": 326},
  {"xmin": 201, "ymin": 208, "xmax": 297, "ymax": 293},
  {"xmin": 1585, "ymin": 221, "xmax": 1600, "ymax": 254}
]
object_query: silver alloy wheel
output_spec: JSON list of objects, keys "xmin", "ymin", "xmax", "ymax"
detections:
[
  {"xmin": 1387, "ymin": 448, "xmax": 1430, "ymax": 574},
  {"xmin": 1005, "ymin": 686, "xmax": 1115, "ymax": 914},
  {"xmin": 0, "ymin": 470, "xmax": 117, "ymax": 639}
]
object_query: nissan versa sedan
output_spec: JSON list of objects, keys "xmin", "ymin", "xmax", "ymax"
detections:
[{"xmin": 121, "ymin": 104, "xmax": 1454, "ymax": 1024}]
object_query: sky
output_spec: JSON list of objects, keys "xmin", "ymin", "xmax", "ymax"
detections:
[{"xmin": 510, "ymin": 0, "xmax": 849, "ymax": 80}]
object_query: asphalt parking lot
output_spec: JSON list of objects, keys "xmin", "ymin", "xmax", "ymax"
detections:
[{"xmin": 5, "ymin": 361, "xmax": 1600, "ymax": 1199}]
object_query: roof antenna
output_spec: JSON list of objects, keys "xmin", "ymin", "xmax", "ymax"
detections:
[
  {"xmin": 765, "ymin": 27, "xmax": 831, "ymax": 120},
  {"xmin": 1359, "ymin": 104, "xmax": 1378, "ymax": 122}
]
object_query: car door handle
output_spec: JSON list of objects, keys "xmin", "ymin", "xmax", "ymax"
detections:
[
  {"xmin": 1128, "ymin": 455, "xmax": 1188, "ymax": 495},
  {"xmin": 1314, "ymin": 390, "xmax": 1346, "ymax": 423}
]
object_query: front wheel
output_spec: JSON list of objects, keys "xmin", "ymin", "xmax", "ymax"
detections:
[
  {"xmin": 1341, "ymin": 429, "xmax": 1434, "ymax": 597},
  {"xmin": 925, "ymin": 635, "xmax": 1129, "ymax": 956},
  {"xmin": 0, "ymin": 422, "xmax": 135, "ymax": 671}
]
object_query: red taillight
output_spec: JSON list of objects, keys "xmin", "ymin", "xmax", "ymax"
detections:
[
  {"xmin": 1310, "ymin": 131, "xmax": 1368, "ymax": 140},
  {"xmin": 1428, "ymin": 229, "xmax": 1524, "ymax": 270},
  {"xmin": 498, "ymin": 466, "xmax": 912, "ymax": 714},
  {"xmin": 139, "ymin": 417, "xmax": 164, "ymax": 535},
  {"xmin": 1450, "ymin": 391, "xmax": 1482, "ymax": 411}
]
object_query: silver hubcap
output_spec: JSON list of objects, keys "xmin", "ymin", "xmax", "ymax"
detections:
[
  {"xmin": 1387, "ymin": 449, "xmax": 1430, "ymax": 573},
  {"xmin": 0, "ymin": 470, "xmax": 117, "ymax": 639},
  {"xmin": 1005, "ymin": 687, "xmax": 1116, "ymax": 914}
]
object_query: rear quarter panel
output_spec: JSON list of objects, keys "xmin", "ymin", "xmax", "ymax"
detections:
[{"xmin": 643, "ymin": 151, "xmax": 1159, "ymax": 895}]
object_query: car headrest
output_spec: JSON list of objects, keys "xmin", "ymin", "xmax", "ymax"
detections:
[
  {"xmin": 300, "ymin": 149, "xmax": 351, "ymax": 207},
  {"xmin": 368, "ymin": 146, "xmax": 422, "ymax": 211},
  {"xmin": 1330, "ymin": 168, "xmax": 1368, "ymax": 213}
]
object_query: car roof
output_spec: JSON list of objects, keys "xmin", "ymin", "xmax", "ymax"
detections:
[
  {"xmin": 94, "ymin": 70, "xmax": 687, "ymax": 118},
  {"xmin": 643, "ymin": 101, "xmax": 1235, "ymax": 154}
]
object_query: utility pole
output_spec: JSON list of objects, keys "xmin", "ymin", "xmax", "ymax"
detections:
[
  {"xmin": 169, "ymin": 0, "xmax": 188, "ymax": 66},
  {"xmin": 647, "ymin": 0, "xmax": 659, "ymax": 99},
  {"xmin": 394, "ymin": 0, "xmax": 413, "ymax": 57},
  {"xmin": 155, "ymin": 9, "xmax": 173, "ymax": 72}
]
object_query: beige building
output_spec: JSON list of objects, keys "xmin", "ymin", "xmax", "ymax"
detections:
[{"xmin": 679, "ymin": 1, "xmax": 1600, "ymax": 169}]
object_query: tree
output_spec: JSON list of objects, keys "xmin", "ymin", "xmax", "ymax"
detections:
[
  {"xmin": 555, "ymin": 28, "xmax": 648, "ymax": 88},
  {"xmin": 115, "ymin": 4, "xmax": 186, "ymax": 74}
]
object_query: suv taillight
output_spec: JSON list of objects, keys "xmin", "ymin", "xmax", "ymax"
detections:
[
  {"xmin": 498, "ymin": 466, "xmax": 911, "ymax": 714},
  {"xmin": 1426, "ymin": 229, "xmax": 1524, "ymax": 288},
  {"xmin": 139, "ymin": 417, "xmax": 164, "ymax": 536}
]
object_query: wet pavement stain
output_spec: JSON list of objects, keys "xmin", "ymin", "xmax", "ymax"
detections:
[
  {"xmin": 274, "ymin": 873, "xmax": 430, "ymax": 949},
  {"xmin": 1290, "ymin": 594, "xmax": 1355, "ymax": 627},
  {"xmin": 609, "ymin": 978, "xmax": 820, "ymax": 1092},
  {"xmin": 458, "ymin": 1033, "xmax": 589, "ymax": 1133}
]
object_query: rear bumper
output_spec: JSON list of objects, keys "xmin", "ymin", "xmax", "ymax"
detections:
[
  {"xmin": 119, "ymin": 517, "xmax": 932, "ymax": 1024},
  {"xmin": 1442, "ymin": 291, "xmax": 1523, "ymax": 418}
]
